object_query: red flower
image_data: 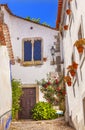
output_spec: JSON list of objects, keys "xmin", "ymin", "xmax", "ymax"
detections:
[
  {"xmin": 62, "ymin": 91, "xmax": 66, "ymax": 95},
  {"xmin": 56, "ymin": 87, "xmax": 61, "ymax": 91},
  {"xmin": 44, "ymin": 84, "xmax": 48, "ymax": 88},
  {"xmin": 47, "ymin": 81, "xmax": 51, "ymax": 85},
  {"xmin": 55, "ymin": 79, "xmax": 58, "ymax": 84}
]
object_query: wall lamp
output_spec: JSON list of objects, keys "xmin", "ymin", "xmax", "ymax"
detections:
[{"xmin": 50, "ymin": 46, "xmax": 56, "ymax": 64}]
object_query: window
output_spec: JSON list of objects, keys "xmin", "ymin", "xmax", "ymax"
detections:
[{"xmin": 22, "ymin": 38, "xmax": 43, "ymax": 66}]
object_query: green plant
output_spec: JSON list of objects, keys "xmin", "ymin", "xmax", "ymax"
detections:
[
  {"xmin": 32, "ymin": 102, "xmax": 57, "ymax": 120},
  {"xmin": 26, "ymin": 16, "xmax": 50, "ymax": 27},
  {"xmin": 12, "ymin": 79, "xmax": 23, "ymax": 119}
]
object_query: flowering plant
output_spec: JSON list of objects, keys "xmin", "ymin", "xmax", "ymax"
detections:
[{"xmin": 37, "ymin": 73, "xmax": 65, "ymax": 107}]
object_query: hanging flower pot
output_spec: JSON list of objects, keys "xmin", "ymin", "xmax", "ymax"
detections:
[
  {"xmin": 67, "ymin": 81, "xmax": 72, "ymax": 86},
  {"xmin": 77, "ymin": 46, "xmax": 84, "ymax": 53},
  {"xmin": 72, "ymin": 61, "xmax": 78, "ymax": 70},
  {"xmin": 69, "ymin": 69, "xmax": 76, "ymax": 77},
  {"xmin": 66, "ymin": 9, "xmax": 72, "ymax": 15},
  {"xmin": 64, "ymin": 25, "xmax": 68, "ymax": 30},
  {"xmin": 43, "ymin": 57, "xmax": 47, "ymax": 62}
]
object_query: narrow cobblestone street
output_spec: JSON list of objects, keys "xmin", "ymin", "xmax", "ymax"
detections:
[{"xmin": 9, "ymin": 118, "xmax": 75, "ymax": 130}]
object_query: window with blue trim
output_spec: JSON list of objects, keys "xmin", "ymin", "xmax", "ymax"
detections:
[
  {"xmin": 24, "ymin": 41, "xmax": 32, "ymax": 61},
  {"xmin": 34, "ymin": 40, "xmax": 42, "ymax": 61},
  {"xmin": 23, "ymin": 39, "xmax": 42, "ymax": 66}
]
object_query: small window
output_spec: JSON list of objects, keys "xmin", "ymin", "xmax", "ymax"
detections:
[{"xmin": 22, "ymin": 38, "xmax": 43, "ymax": 66}]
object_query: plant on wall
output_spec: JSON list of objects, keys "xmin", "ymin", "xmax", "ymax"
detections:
[
  {"xmin": 37, "ymin": 73, "xmax": 65, "ymax": 110},
  {"xmin": 74, "ymin": 38, "xmax": 85, "ymax": 53},
  {"xmin": 67, "ymin": 61, "xmax": 78, "ymax": 77},
  {"xmin": 12, "ymin": 79, "xmax": 23, "ymax": 119},
  {"xmin": 64, "ymin": 61, "xmax": 78, "ymax": 86}
]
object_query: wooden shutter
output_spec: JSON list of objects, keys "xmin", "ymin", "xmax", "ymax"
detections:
[
  {"xmin": 24, "ymin": 41, "xmax": 32, "ymax": 61},
  {"xmin": 34, "ymin": 40, "xmax": 41, "ymax": 61}
]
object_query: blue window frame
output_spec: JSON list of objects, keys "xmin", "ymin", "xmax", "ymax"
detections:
[
  {"xmin": 34, "ymin": 40, "xmax": 41, "ymax": 61},
  {"xmin": 24, "ymin": 41, "xmax": 32, "ymax": 61},
  {"xmin": 23, "ymin": 39, "xmax": 42, "ymax": 65}
]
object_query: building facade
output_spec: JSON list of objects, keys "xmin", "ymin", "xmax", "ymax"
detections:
[
  {"xmin": 0, "ymin": 4, "xmax": 61, "ymax": 119},
  {"xmin": 56, "ymin": 0, "xmax": 85, "ymax": 129},
  {"xmin": 0, "ymin": 7, "xmax": 13, "ymax": 130}
]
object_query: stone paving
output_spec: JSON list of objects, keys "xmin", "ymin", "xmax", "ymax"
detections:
[{"xmin": 9, "ymin": 117, "xmax": 75, "ymax": 130}]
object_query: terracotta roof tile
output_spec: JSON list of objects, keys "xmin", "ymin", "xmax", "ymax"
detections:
[
  {"xmin": 3, "ymin": 23, "xmax": 15, "ymax": 64},
  {"xmin": 56, "ymin": 0, "xmax": 63, "ymax": 30},
  {"xmin": 0, "ymin": 8, "xmax": 15, "ymax": 64}
]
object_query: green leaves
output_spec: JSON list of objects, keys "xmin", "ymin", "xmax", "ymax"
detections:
[
  {"xmin": 32, "ymin": 102, "xmax": 57, "ymax": 120},
  {"xmin": 12, "ymin": 79, "xmax": 23, "ymax": 119}
]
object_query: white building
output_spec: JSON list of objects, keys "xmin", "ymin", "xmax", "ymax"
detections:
[
  {"xmin": 56, "ymin": 0, "xmax": 85, "ymax": 129},
  {"xmin": 0, "ymin": 7, "xmax": 13, "ymax": 130},
  {"xmin": 0, "ymin": 4, "xmax": 61, "ymax": 119}
]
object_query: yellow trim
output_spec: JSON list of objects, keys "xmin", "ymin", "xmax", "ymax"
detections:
[{"xmin": 34, "ymin": 60, "xmax": 43, "ymax": 65}]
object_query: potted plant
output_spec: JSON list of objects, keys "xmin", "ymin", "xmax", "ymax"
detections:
[
  {"xmin": 67, "ymin": 61, "xmax": 78, "ymax": 77},
  {"xmin": 77, "ymin": 45, "xmax": 84, "ymax": 53},
  {"xmin": 64, "ymin": 76, "xmax": 72, "ymax": 86},
  {"xmin": 66, "ymin": 9, "xmax": 72, "ymax": 15},
  {"xmin": 43, "ymin": 57, "xmax": 47, "ymax": 62},
  {"xmin": 64, "ymin": 25, "xmax": 69, "ymax": 30},
  {"xmin": 74, "ymin": 39, "xmax": 85, "ymax": 54}
]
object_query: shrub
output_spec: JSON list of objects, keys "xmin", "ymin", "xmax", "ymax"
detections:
[
  {"xmin": 37, "ymin": 73, "xmax": 65, "ymax": 111},
  {"xmin": 32, "ymin": 102, "xmax": 57, "ymax": 120},
  {"xmin": 12, "ymin": 79, "xmax": 23, "ymax": 119}
]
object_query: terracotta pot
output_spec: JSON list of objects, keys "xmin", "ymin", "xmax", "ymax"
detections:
[
  {"xmin": 67, "ymin": 81, "xmax": 72, "ymax": 86},
  {"xmin": 64, "ymin": 25, "xmax": 68, "ymax": 30},
  {"xmin": 68, "ymin": 0, "xmax": 72, "ymax": 2},
  {"xmin": 43, "ymin": 57, "xmax": 47, "ymax": 62},
  {"xmin": 77, "ymin": 46, "xmax": 84, "ymax": 53},
  {"xmin": 72, "ymin": 62, "xmax": 78, "ymax": 70},
  {"xmin": 69, "ymin": 70, "xmax": 76, "ymax": 77},
  {"xmin": 66, "ymin": 9, "xmax": 72, "ymax": 15}
]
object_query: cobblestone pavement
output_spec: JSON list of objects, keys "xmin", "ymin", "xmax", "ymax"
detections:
[{"xmin": 9, "ymin": 117, "xmax": 75, "ymax": 130}]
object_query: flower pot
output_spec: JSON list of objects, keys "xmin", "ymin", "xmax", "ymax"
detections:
[
  {"xmin": 64, "ymin": 25, "xmax": 68, "ymax": 30},
  {"xmin": 69, "ymin": 70, "xmax": 76, "ymax": 77},
  {"xmin": 72, "ymin": 61, "xmax": 78, "ymax": 70},
  {"xmin": 67, "ymin": 81, "xmax": 72, "ymax": 86},
  {"xmin": 43, "ymin": 57, "xmax": 47, "ymax": 62},
  {"xmin": 66, "ymin": 9, "xmax": 72, "ymax": 15},
  {"xmin": 77, "ymin": 46, "xmax": 84, "ymax": 53}
]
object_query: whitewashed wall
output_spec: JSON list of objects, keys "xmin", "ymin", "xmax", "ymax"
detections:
[
  {"xmin": 0, "ymin": 46, "xmax": 12, "ymax": 118},
  {"xmin": 61, "ymin": 0, "xmax": 85, "ymax": 129}
]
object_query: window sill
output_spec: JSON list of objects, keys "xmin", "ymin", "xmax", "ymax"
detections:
[{"xmin": 22, "ymin": 61, "xmax": 43, "ymax": 66}]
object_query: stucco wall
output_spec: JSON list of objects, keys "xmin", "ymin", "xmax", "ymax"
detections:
[
  {"xmin": 61, "ymin": 0, "xmax": 85, "ymax": 129},
  {"xmin": 0, "ymin": 46, "xmax": 12, "ymax": 116}
]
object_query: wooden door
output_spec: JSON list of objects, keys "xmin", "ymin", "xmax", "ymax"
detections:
[{"xmin": 19, "ymin": 88, "xmax": 36, "ymax": 119}]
